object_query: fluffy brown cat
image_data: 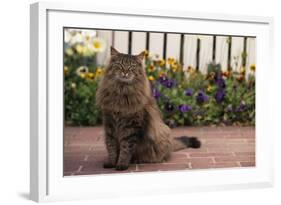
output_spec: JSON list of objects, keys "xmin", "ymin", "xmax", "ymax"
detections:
[{"xmin": 96, "ymin": 47, "xmax": 201, "ymax": 171}]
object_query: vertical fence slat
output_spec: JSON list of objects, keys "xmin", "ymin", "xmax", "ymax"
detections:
[
  {"xmin": 215, "ymin": 36, "xmax": 228, "ymax": 70},
  {"xmin": 212, "ymin": 35, "xmax": 216, "ymax": 61},
  {"xmin": 128, "ymin": 31, "xmax": 132, "ymax": 55},
  {"xmin": 227, "ymin": 36, "xmax": 232, "ymax": 70},
  {"xmin": 163, "ymin": 33, "xmax": 168, "ymax": 59},
  {"xmin": 149, "ymin": 32, "xmax": 164, "ymax": 59},
  {"xmin": 112, "ymin": 31, "xmax": 115, "ymax": 48},
  {"xmin": 242, "ymin": 37, "xmax": 247, "ymax": 67},
  {"xmin": 132, "ymin": 32, "xmax": 146, "ymax": 55},
  {"xmin": 196, "ymin": 38, "xmax": 201, "ymax": 71},
  {"xmin": 146, "ymin": 32, "xmax": 150, "ymax": 51},
  {"xmin": 166, "ymin": 33, "xmax": 181, "ymax": 60},
  {"xmin": 114, "ymin": 31, "xmax": 129, "ymax": 54},
  {"xmin": 183, "ymin": 35, "xmax": 197, "ymax": 69},
  {"xmin": 96, "ymin": 30, "xmax": 113, "ymax": 65},
  {"xmin": 179, "ymin": 34, "xmax": 185, "ymax": 65},
  {"xmin": 199, "ymin": 35, "xmax": 213, "ymax": 73},
  {"xmin": 231, "ymin": 37, "xmax": 244, "ymax": 71},
  {"xmin": 246, "ymin": 37, "xmax": 256, "ymax": 75}
]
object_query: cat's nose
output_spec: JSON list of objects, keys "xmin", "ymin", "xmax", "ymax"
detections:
[{"xmin": 122, "ymin": 72, "xmax": 129, "ymax": 77}]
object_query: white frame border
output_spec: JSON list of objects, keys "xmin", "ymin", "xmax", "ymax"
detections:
[{"xmin": 30, "ymin": 2, "xmax": 274, "ymax": 202}]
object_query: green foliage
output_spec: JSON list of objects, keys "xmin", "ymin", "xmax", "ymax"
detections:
[{"xmin": 64, "ymin": 52, "xmax": 255, "ymax": 127}]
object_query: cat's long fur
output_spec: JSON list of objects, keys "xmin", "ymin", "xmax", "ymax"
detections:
[{"xmin": 96, "ymin": 47, "xmax": 201, "ymax": 170}]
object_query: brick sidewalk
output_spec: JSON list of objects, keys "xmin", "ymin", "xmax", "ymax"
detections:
[{"xmin": 64, "ymin": 126, "xmax": 255, "ymax": 176}]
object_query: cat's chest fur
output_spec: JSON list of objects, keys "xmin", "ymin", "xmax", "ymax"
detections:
[{"xmin": 103, "ymin": 110, "xmax": 148, "ymax": 138}]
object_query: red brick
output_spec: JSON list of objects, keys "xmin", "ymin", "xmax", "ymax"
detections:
[
  {"xmin": 185, "ymin": 148, "xmax": 209, "ymax": 153},
  {"xmin": 63, "ymin": 160, "xmax": 82, "ymax": 172},
  {"xmin": 138, "ymin": 163, "xmax": 189, "ymax": 172},
  {"xmin": 210, "ymin": 162, "xmax": 240, "ymax": 168},
  {"xmin": 189, "ymin": 152, "xmax": 233, "ymax": 157},
  {"xmin": 63, "ymin": 126, "xmax": 255, "ymax": 175},
  {"xmin": 234, "ymin": 152, "xmax": 255, "ymax": 156},
  {"xmin": 240, "ymin": 161, "xmax": 256, "ymax": 167},
  {"xmin": 214, "ymin": 156, "xmax": 255, "ymax": 163}
]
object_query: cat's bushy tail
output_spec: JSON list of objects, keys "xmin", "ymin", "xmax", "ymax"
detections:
[{"xmin": 173, "ymin": 136, "xmax": 201, "ymax": 151}]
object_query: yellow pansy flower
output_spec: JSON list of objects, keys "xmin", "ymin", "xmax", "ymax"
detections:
[
  {"xmin": 167, "ymin": 57, "xmax": 175, "ymax": 65},
  {"xmin": 90, "ymin": 37, "xmax": 106, "ymax": 53},
  {"xmin": 148, "ymin": 65, "xmax": 155, "ymax": 72},
  {"xmin": 207, "ymin": 85, "xmax": 213, "ymax": 92},
  {"xmin": 64, "ymin": 66, "xmax": 68, "ymax": 75},
  {"xmin": 187, "ymin": 66, "xmax": 195, "ymax": 73},
  {"xmin": 240, "ymin": 66, "xmax": 246, "ymax": 75},
  {"xmin": 158, "ymin": 71, "xmax": 166, "ymax": 77},
  {"xmin": 250, "ymin": 64, "xmax": 256, "ymax": 72},
  {"xmin": 171, "ymin": 62, "xmax": 178, "ymax": 72},
  {"xmin": 86, "ymin": 72, "xmax": 95, "ymax": 80},
  {"xmin": 95, "ymin": 67, "xmax": 103, "ymax": 78},
  {"xmin": 75, "ymin": 44, "xmax": 84, "ymax": 54},
  {"xmin": 65, "ymin": 47, "xmax": 73, "ymax": 56},
  {"xmin": 159, "ymin": 59, "xmax": 166, "ymax": 67},
  {"xmin": 144, "ymin": 50, "xmax": 149, "ymax": 57},
  {"xmin": 148, "ymin": 76, "xmax": 155, "ymax": 81},
  {"xmin": 76, "ymin": 66, "xmax": 88, "ymax": 78},
  {"xmin": 209, "ymin": 72, "xmax": 215, "ymax": 79}
]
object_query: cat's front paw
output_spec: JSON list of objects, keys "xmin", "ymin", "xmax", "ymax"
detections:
[
  {"xmin": 115, "ymin": 164, "xmax": 129, "ymax": 171},
  {"xmin": 103, "ymin": 162, "xmax": 115, "ymax": 169}
]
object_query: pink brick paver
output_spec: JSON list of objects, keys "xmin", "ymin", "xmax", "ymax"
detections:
[{"xmin": 64, "ymin": 126, "xmax": 255, "ymax": 176}]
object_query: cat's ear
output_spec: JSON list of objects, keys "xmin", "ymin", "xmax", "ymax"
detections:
[
  {"xmin": 110, "ymin": 46, "xmax": 120, "ymax": 56},
  {"xmin": 136, "ymin": 51, "xmax": 145, "ymax": 61}
]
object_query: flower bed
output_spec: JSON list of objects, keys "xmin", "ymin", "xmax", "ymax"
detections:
[
  {"xmin": 63, "ymin": 30, "xmax": 255, "ymax": 127},
  {"xmin": 145, "ymin": 55, "xmax": 255, "ymax": 127}
]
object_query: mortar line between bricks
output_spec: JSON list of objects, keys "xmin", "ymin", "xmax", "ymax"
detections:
[
  {"xmin": 77, "ymin": 165, "xmax": 83, "ymax": 173},
  {"xmin": 83, "ymin": 155, "xmax": 89, "ymax": 161}
]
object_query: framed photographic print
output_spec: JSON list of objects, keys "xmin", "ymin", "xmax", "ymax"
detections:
[{"xmin": 30, "ymin": 2, "xmax": 274, "ymax": 202}]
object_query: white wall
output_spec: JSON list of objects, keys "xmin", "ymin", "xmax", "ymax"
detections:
[{"xmin": 0, "ymin": 0, "xmax": 280, "ymax": 205}]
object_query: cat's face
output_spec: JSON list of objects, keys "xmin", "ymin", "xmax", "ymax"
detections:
[{"xmin": 106, "ymin": 47, "xmax": 145, "ymax": 84}]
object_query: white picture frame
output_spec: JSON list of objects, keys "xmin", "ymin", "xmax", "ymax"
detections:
[{"xmin": 30, "ymin": 2, "xmax": 274, "ymax": 202}]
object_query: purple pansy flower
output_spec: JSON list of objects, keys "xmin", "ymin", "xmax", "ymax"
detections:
[
  {"xmin": 152, "ymin": 88, "xmax": 161, "ymax": 99},
  {"xmin": 215, "ymin": 74, "xmax": 226, "ymax": 89},
  {"xmin": 215, "ymin": 89, "xmax": 225, "ymax": 103},
  {"xmin": 178, "ymin": 104, "xmax": 192, "ymax": 113},
  {"xmin": 196, "ymin": 90, "xmax": 209, "ymax": 104},
  {"xmin": 184, "ymin": 88, "xmax": 193, "ymax": 96},
  {"xmin": 165, "ymin": 102, "xmax": 174, "ymax": 112},
  {"xmin": 158, "ymin": 75, "xmax": 168, "ymax": 84},
  {"xmin": 236, "ymin": 101, "xmax": 247, "ymax": 112},
  {"xmin": 164, "ymin": 79, "xmax": 176, "ymax": 88},
  {"xmin": 158, "ymin": 75, "xmax": 176, "ymax": 88}
]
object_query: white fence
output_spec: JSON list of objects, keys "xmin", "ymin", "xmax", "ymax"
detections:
[{"xmin": 96, "ymin": 30, "xmax": 256, "ymax": 74}]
